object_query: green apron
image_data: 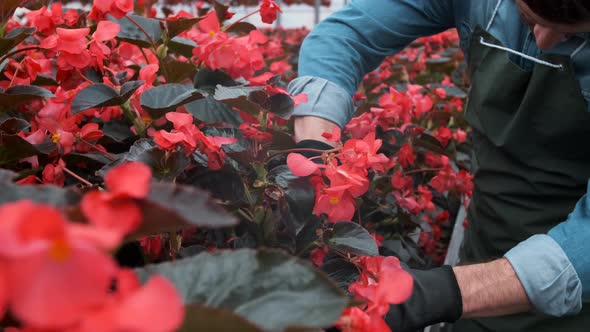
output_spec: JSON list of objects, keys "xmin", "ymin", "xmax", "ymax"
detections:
[{"xmin": 451, "ymin": 23, "xmax": 590, "ymax": 332}]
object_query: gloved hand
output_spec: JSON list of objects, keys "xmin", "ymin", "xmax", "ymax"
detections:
[
  {"xmin": 384, "ymin": 265, "xmax": 463, "ymax": 332},
  {"xmin": 293, "ymin": 139, "xmax": 336, "ymax": 159}
]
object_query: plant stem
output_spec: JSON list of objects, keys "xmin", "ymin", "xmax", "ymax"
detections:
[
  {"xmin": 125, "ymin": 14, "xmax": 157, "ymax": 49},
  {"xmin": 265, "ymin": 147, "xmax": 341, "ymax": 163},
  {"xmin": 80, "ymin": 138, "xmax": 118, "ymax": 161},
  {"xmin": 63, "ymin": 167, "xmax": 94, "ymax": 187},
  {"xmin": 138, "ymin": 47, "xmax": 151, "ymax": 64},
  {"xmin": 404, "ymin": 167, "xmax": 444, "ymax": 175},
  {"xmin": 0, "ymin": 46, "xmax": 42, "ymax": 65},
  {"xmin": 223, "ymin": 10, "xmax": 260, "ymax": 32}
]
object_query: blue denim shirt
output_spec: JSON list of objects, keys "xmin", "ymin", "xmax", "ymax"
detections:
[{"xmin": 287, "ymin": 0, "xmax": 590, "ymax": 317}]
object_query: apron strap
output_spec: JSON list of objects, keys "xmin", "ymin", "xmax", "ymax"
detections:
[
  {"xmin": 571, "ymin": 39, "xmax": 588, "ymax": 59},
  {"xmin": 479, "ymin": 37, "xmax": 564, "ymax": 69},
  {"xmin": 486, "ymin": 0, "xmax": 504, "ymax": 31},
  {"xmin": 481, "ymin": 0, "xmax": 587, "ymax": 70}
]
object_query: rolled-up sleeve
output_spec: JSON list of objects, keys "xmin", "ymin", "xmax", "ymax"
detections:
[
  {"xmin": 504, "ymin": 181, "xmax": 590, "ymax": 316},
  {"xmin": 504, "ymin": 234, "xmax": 582, "ymax": 316},
  {"xmin": 288, "ymin": 0, "xmax": 457, "ymax": 128}
]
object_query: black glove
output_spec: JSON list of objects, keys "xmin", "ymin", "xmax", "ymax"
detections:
[
  {"xmin": 294, "ymin": 139, "xmax": 335, "ymax": 159},
  {"xmin": 384, "ymin": 265, "xmax": 463, "ymax": 332}
]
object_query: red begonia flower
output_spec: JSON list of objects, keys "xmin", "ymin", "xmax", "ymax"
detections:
[
  {"xmin": 81, "ymin": 162, "xmax": 152, "ymax": 238},
  {"xmin": 76, "ymin": 270, "xmax": 184, "ymax": 332},
  {"xmin": 0, "ymin": 201, "xmax": 118, "ymax": 328},
  {"xmin": 260, "ymin": 0, "xmax": 282, "ymax": 24},
  {"xmin": 287, "ymin": 153, "xmax": 319, "ymax": 177}
]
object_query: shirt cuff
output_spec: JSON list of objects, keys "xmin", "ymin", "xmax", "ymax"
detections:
[
  {"xmin": 287, "ymin": 76, "xmax": 355, "ymax": 129},
  {"xmin": 504, "ymin": 234, "xmax": 582, "ymax": 316}
]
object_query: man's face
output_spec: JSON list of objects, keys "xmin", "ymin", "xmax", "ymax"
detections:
[{"xmin": 515, "ymin": 0, "xmax": 590, "ymax": 50}]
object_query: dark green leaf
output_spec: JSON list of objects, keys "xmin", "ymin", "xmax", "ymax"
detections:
[
  {"xmin": 166, "ymin": 17, "xmax": 202, "ymax": 39},
  {"xmin": 135, "ymin": 249, "xmax": 347, "ymax": 332},
  {"xmin": 98, "ymin": 139, "xmax": 188, "ymax": 181},
  {"xmin": 321, "ymin": 258, "xmax": 360, "ymax": 292},
  {"xmin": 164, "ymin": 60, "xmax": 197, "ymax": 83},
  {"xmin": 222, "ymin": 96, "xmax": 265, "ymax": 117},
  {"xmin": 327, "ymin": 222, "xmax": 379, "ymax": 257},
  {"xmin": 185, "ymin": 96, "xmax": 242, "ymax": 126},
  {"xmin": 225, "ymin": 22, "xmax": 257, "ymax": 34},
  {"xmin": 269, "ymin": 165, "xmax": 315, "ymax": 234},
  {"xmin": 193, "ymin": 68, "xmax": 236, "ymax": 94},
  {"xmin": 185, "ymin": 167, "xmax": 247, "ymax": 202},
  {"xmin": 71, "ymin": 81, "xmax": 143, "ymax": 114},
  {"xmin": 0, "ymin": 27, "xmax": 35, "ymax": 57},
  {"xmin": 180, "ymin": 304, "xmax": 264, "ymax": 332},
  {"xmin": 213, "ymin": 0, "xmax": 230, "ymax": 24},
  {"xmin": 201, "ymin": 127, "xmax": 250, "ymax": 154},
  {"xmin": 269, "ymin": 129, "xmax": 296, "ymax": 150},
  {"xmin": 214, "ymin": 85, "xmax": 264, "ymax": 100},
  {"xmin": 70, "ymin": 84, "xmax": 120, "ymax": 114},
  {"xmin": 0, "ymin": 117, "xmax": 30, "ymax": 134},
  {"xmin": 140, "ymin": 84, "xmax": 205, "ymax": 118},
  {"xmin": 168, "ymin": 37, "xmax": 196, "ymax": 57},
  {"xmin": 268, "ymin": 93, "xmax": 294, "ymax": 119},
  {"xmin": 413, "ymin": 133, "xmax": 446, "ymax": 154},
  {"xmin": 428, "ymin": 83, "xmax": 467, "ymax": 99},
  {"xmin": 32, "ymin": 73, "xmax": 59, "ymax": 86},
  {"xmin": 119, "ymin": 80, "xmax": 144, "ymax": 100},
  {"xmin": 136, "ymin": 182, "xmax": 238, "ymax": 235},
  {"xmin": 0, "ymin": 177, "xmax": 82, "ymax": 206},
  {"xmin": 212, "ymin": 85, "xmax": 266, "ymax": 118},
  {"xmin": 110, "ymin": 14, "xmax": 163, "ymax": 48},
  {"xmin": 64, "ymin": 152, "xmax": 117, "ymax": 165},
  {"xmin": 102, "ymin": 120, "xmax": 135, "ymax": 142},
  {"xmin": 0, "ymin": 0, "xmax": 22, "ymax": 20},
  {"xmin": 0, "ymin": 132, "xmax": 41, "ymax": 165},
  {"xmin": 382, "ymin": 238, "xmax": 426, "ymax": 267},
  {"xmin": 0, "ymin": 169, "xmax": 16, "ymax": 182},
  {"xmin": 295, "ymin": 218, "xmax": 321, "ymax": 255},
  {"xmin": 0, "ymin": 85, "xmax": 54, "ymax": 107}
]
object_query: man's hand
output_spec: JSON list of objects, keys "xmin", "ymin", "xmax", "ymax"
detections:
[
  {"xmin": 385, "ymin": 265, "xmax": 463, "ymax": 332},
  {"xmin": 294, "ymin": 116, "xmax": 340, "ymax": 147}
]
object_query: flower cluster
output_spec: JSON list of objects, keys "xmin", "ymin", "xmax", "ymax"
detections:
[
  {"xmin": 337, "ymin": 256, "xmax": 413, "ymax": 332},
  {"xmin": 288, "ymin": 131, "xmax": 390, "ymax": 222},
  {"xmin": 0, "ymin": 163, "xmax": 184, "ymax": 331},
  {"xmin": 154, "ymin": 112, "xmax": 237, "ymax": 170},
  {"xmin": 0, "ymin": 0, "xmax": 472, "ymax": 330}
]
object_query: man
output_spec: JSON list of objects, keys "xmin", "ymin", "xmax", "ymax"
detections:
[{"xmin": 287, "ymin": 0, "xmax": 590, "ymax": 331}]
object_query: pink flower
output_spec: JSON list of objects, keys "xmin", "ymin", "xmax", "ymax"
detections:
[
  {"xmin": 75, "ymin": 270, "xmax": 184, "ymax": 332},
  {"xmin": 287, "ymin": 153, "xmax": 320, "ymax": 177},
  {"xmin": 81, "ymin": 162, "xmax": 152, "ymax": 240},
  {"xmin": 0, "ymin": 201, "xmax": 118, "ymax": 328},
  {"xmin": 260, "ymin": 0, "xmax": 282, "ymax": 24}
]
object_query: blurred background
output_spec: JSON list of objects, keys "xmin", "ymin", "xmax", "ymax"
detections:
[{"xmin": 15, "ymin": 0, "xmax": 349, "ymax": 29}]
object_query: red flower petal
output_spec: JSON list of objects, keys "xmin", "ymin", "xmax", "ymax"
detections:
[
  {"xmin": 115, "ymin": 275, "xmax": 184, "ymax": 332},
  {"xmin": 81, "ymin": 192, "xmax": 142, "ymax": 237},
  {"xmin": 287, "ymin": 153, "xmax": 319, "ymax": 177},
  {"xmin": 105, "ymin": 162, "xmax": 152, "ymax": 198},
  {"xmin": 93, "ymin": 21, "xmax": 121, "ymax": 43}
]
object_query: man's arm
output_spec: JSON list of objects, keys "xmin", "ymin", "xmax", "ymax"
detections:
[
  {"xmin": 288, "ymin": 0, "xmax": 458, "ymax": 142},
  {"xmin": 385, "ymin": 186, "xmax": 590, "ymax": 330},
  {"xmin": 421, "ymin": 188, "xmax": 590, "ymax": 325},
  {"xmin": 453, "ymin": 259, "xmax": 531, "ymax": 318},
  {"xmin": 382, "ymin": 258, "xmax": 532, "ymax": 332}
]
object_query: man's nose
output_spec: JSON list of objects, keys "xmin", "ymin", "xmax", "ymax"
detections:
[{"xmin": 533, "ymin": 25, "xmax": 566, "ymax": 50}]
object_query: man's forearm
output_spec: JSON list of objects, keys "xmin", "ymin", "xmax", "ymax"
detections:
[
  {"xmin": 453, "ymin": 258, "xmax": 532, "ymax": 318},
  {"xmin": 294, "ymin": 116, "xmax": 340, "ymax": 146}
]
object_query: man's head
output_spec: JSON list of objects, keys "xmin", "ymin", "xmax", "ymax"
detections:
[{"xmin": 516, "ymin": 0, "xmax": 590, "ymax": 50}]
